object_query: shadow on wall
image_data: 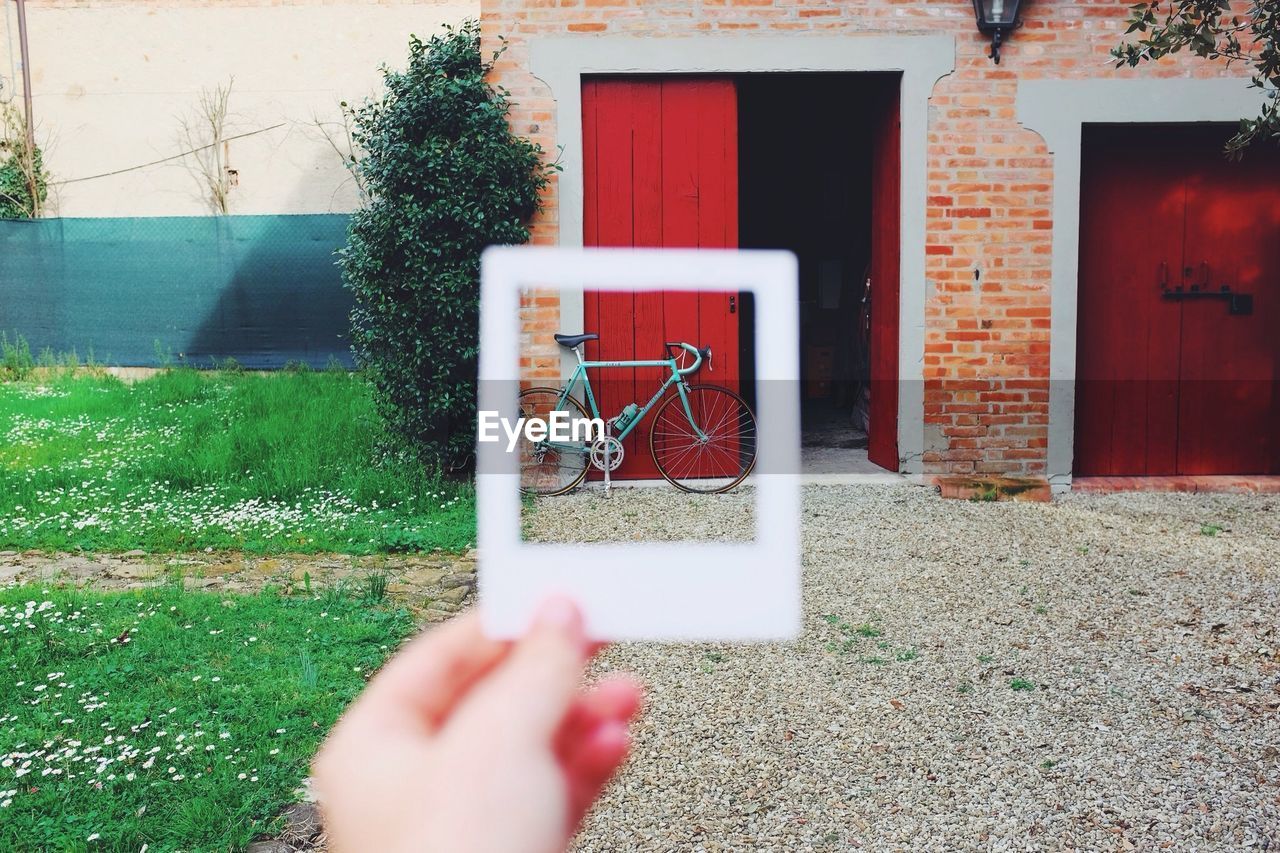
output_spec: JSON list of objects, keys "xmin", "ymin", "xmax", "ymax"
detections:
[
  {"xmin": 0, "ymin": 212, "xmax": 355, "ymax": 369},
  {"xmin": 185, "ymin": 214, "xmax": 354, "ymax": 368}
]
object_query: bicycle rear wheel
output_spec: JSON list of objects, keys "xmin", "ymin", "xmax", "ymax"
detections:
[
  {"xmin": 649, "ymin": 385, "xmax": 757, "ymax": 493},
  {"xmin": 517, "ymin": 388, "xmax": 591, "ymax": 496}
]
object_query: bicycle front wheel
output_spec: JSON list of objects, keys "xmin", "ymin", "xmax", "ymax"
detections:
[
  {"xmin": 649, "ymin": 385, "xmax": 758, "ymax": 493},
  {"xmin": 517, "ymin": 387, "xmax": 591, "ymax": 496}
]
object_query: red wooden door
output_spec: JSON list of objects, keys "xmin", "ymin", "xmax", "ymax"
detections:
[
  {"xmin": 1076, "ymin": 125, "xmax": 1280, "ymax": 476},
  {"xmin": 1076, "ymin": 128, "xmax": 1185, "ymax": 475},
  {"xmin": 867, "ymin": 85, "xmax": 901, "ymax": 471},
  {"xmin": 582, "ymin": 77, "xmax": 739, "ymax": 479},
  {"xmin": 1176, "ymin": 131, "xmax": 1280, "ymax": 474}
]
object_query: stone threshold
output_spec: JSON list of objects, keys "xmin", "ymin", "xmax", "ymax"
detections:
[{"xmin": 1071, "ymin": 475, "xmax": 1280, "ymax": 494}]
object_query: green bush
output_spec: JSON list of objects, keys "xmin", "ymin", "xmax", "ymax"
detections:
[
  {"xmin": 0, "ymin": 332, "xmax": 34, "ymax": 380},
  {"xmin": 341, "ymin": 22, "xmax": 555, "ymax": 469},
  {"xmin": 0, "ymin": 102, "xmax": 48, "ymax": 219}
]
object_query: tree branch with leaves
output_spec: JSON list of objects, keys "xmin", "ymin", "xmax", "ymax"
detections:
[
  {"xmin": 1113, "ymin": 1, "xmax": 1280, "ymax": 156},
  {"xmin": 0, "ymin": 100, "xmax": 48, "ymax": 218}
]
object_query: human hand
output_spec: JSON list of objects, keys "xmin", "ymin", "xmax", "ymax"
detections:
[{"xmin": 313, "ymin": 599, "xmax": 643, "ymax": 853}]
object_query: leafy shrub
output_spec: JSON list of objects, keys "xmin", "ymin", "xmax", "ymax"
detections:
[
  {"xmin": 341, "ymin": 22, "xmax": 555, "ymax": 469},
  {"xmin": 0, "ymin": 332, "xmax": 34, "ymax": 380},
  {"xmin": 0, "ymin": 102, "xmax": 48, "ymax": 219},
  {"xmin": 216, "ymin": 356, "xmax": 245, "ymax": 374}
]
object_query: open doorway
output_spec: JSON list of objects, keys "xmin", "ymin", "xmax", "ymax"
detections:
[
  {"xmin": 579, "ymin": 73, "xmax": 901, "ymax": 479},
  {"xmin": 738, "ymin": 73, "xmax": 901, "ymax": 475}
]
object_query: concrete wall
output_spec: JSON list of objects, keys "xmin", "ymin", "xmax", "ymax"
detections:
[{"xmin": 1, "ymin": 0, "xmax": 475, "ymax": 217}]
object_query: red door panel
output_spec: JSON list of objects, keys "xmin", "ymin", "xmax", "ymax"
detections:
[
  {"xmin": 1076, "ymin": 127, "xmax": 1185, "ymax": 476},
  {"xmin": 867, "ymin": 85, "xmax": 900, "ymax": 471},
  {"xmin": 1177, "ymin": 128, "xmax": 1280, "ymax": 474},
  {"xmin": 583, "ymin": 78, "xmax": 638, "ymax": 476},
  {"xmin": 582, "ymin": 77, "xmax": 739, "ymax": 479},
  {"xmin": 1076, "ymin": 124, "xmax": 1280, "ymax": 477}
]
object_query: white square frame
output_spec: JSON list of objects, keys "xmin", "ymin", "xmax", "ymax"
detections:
[{"xmin": 477, "ymin": 246, "xmax": 801, "ymax": 641}]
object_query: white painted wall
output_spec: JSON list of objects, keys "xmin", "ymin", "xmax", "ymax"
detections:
[{"xmin": 0, "ymin": 0, "xmax": 475, "ymax": 217}]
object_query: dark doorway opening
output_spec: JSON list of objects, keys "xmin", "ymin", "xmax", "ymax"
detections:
[{"xmin": 738, "ymin": 73, "xmax": 901, "ymax": 473}]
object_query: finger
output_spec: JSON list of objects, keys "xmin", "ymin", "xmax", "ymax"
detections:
[
  {"xmin": 557, "ymin": 676, "xmax": 642, "ymax": 772},
  {"xmin": 457, "ymin": 596, "xmax": 589, "ymax": 739},
  {"xmin": 565, "ymin": 720, "xmax": 632, "ymax": 828},
  {"xmin": 579, "ymin": 675, "xmax": 644, "ymax": 722},
  {"xmin": 557, "ymin": 675, "xmax": 644, "ymax": 752},
  {"xmin": 356, "ymin": 609, "xmax": 510, "ymax": 730},
  {"xmin": 568, "ymin": 719, "xmax": 631, "ymax": 781}
]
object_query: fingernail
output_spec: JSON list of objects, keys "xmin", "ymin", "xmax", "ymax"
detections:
[{"xmin": 535, "ymin": 596, "xmax": 582, "ymax": 634}]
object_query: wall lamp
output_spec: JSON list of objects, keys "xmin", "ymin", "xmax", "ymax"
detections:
[{"xmin": 972, "ymin": 0, "xmax": 1025, "ymax": 64}]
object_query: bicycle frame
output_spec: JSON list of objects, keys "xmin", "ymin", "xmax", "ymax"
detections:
[{"xmin": 549, "ymin": 343, "xmax": 707, "ymax": 445}]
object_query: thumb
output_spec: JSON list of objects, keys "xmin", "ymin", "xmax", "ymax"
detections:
[{"xmin": 458, "ymin": 597, "xmax": 590, "ymax": 740}]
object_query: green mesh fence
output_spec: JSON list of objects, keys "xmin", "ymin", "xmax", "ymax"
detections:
[{"xmin": 0, "ymin": 214, "xmax": 354, "ymax": 368}]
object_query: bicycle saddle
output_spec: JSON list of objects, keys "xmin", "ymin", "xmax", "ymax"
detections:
[{"xmin": 553, "ymin": 333, "xmax": 599, "ymax": 348}]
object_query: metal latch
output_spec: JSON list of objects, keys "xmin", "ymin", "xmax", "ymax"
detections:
[
  {"xmin": 1161, "ymin": 285, "xmax": 1254, "ymax": 316},
  {"xmin": 1160, "ymin": 261, "xmax": 1253, "ymax": 315}
]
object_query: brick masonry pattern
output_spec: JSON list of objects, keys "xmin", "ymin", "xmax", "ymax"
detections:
[{"xmin": 479, "ymin": 0, "xmax": 1256, "ymax": 478}]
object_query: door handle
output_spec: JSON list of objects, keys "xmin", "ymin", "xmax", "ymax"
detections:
[{"xmin": 729, "ymin": 295, "xmax": 736, "ymax": 314}]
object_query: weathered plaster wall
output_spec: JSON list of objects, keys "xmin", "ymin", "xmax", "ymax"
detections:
[{"xmin": 1, "ymin": 0, "xmax": 474, "ymax": 217}]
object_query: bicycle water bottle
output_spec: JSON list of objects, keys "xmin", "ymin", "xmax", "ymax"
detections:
[{"xmin": 614, "ymin": 403, "xmax": 640, "ymax": 431}]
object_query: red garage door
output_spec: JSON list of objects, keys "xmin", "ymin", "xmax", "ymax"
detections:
[
  {"xmin": 582, "ymin": 77, "xmax": 739, "ymax": 479},
  {"xmin": 1076, "ymin": 125, "xmax": 1280, "ymax": 476}
]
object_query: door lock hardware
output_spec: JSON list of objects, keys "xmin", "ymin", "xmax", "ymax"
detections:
[
  {"xmin": 1160, "ymin": 283, "xmax": 1254, "ymax": 315},
  {"xmin": 1159, "ymin": 260, "xmax": 1251, "ymax": 315}
]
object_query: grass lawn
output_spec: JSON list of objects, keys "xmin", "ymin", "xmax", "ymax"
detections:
[
  {"xmin": 0, "ymin": 583, "xmax": 414, "ymax": 851},
  {"xmin": 0, "ymin": 368, "xmax": 475, "ymax": 554}
]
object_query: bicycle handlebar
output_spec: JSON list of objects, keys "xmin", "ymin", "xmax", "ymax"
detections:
[{"xmin": 664, "ymin": 341, "xmax": 713, "ymax": 375}]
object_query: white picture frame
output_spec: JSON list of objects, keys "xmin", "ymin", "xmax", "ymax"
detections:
[{"xmin": 477, "ymin": 246, "xmax": 801, "ymax": 641}]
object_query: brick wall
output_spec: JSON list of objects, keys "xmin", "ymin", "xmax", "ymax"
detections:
[
  {"xmin": 482, "ymin": 0, "xmax": 1251, "ymax": 478},
  {"xmin": 23, "ymin": 0, "xmax": 444, "ymax": 7},
  {"xmin": 519, "ymin": 288, "xmax": 563, "ymax": 384}
]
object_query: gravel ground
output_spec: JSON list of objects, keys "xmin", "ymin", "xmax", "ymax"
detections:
[
  {"xmin": 524, "ymin": 484, "xmax": 1280, "ymax": 852},
  {"xmin": 525, "ymin": 487, "xmax": 756, "ymax": 543}
]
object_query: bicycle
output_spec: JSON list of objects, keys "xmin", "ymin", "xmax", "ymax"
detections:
[{"xmin": 518, "ymin": 333, "xmax": 758, "ymax": 496}]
